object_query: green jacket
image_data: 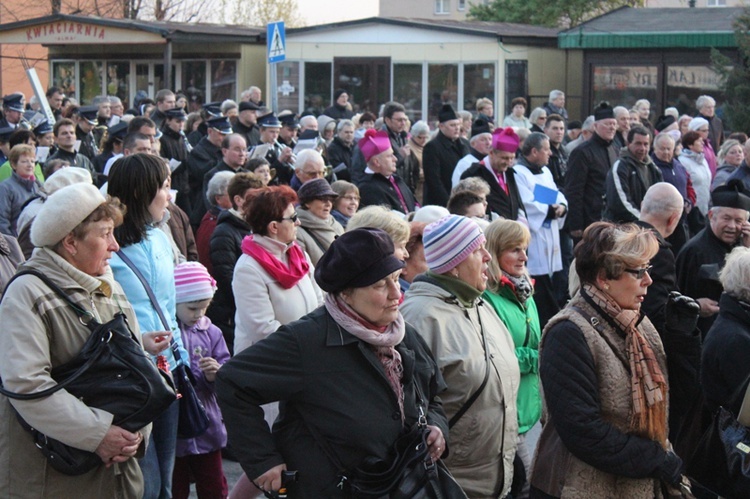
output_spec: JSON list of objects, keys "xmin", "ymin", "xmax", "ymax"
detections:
[
  {"xmin": 484, "ymin": 281, "xmax": 542, "ymax": 434},
  {"xmin": 0, "ymin": 160, "xmax": 44, "ymax": 183}
]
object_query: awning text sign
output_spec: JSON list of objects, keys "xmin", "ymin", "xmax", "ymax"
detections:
[{"xmin": 0, "ymin": 21, "xmax": 165, "ymax": 45}]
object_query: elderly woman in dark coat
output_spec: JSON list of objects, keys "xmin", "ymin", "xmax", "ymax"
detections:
[
  {"xmin": 217, "ymin": 228, "xmax": 449, "ymax": 497},
  {"xmin": 701, "ymin": 246, "xmax": 750, "ymax": 415}
]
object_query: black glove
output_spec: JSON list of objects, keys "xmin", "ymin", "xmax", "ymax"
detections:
[
  {"xmin": 665, "ymin": 292, "xmax": 700, "ymax": 335},
  {"xmin": 658, "ymin": 451, "xmax": 684, "ymax": 487}
]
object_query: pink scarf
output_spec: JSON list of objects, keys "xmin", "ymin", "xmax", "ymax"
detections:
[
  {"xmin": 241, "ymin": 235, "xmax": 310, "ymax": 289},
  {"xmin": 325, "ymin": 293, "xmax": 406, "ymax": 424}
]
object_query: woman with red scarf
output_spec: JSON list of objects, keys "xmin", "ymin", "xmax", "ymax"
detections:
[{"xmin": 232, "ymin": 185, "xmax": 323, "ymax": 355}]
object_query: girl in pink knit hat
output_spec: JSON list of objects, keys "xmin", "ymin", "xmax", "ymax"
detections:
[{"xmin": 172, "ymin": 262, "xmax": 230, "ymax": 499}]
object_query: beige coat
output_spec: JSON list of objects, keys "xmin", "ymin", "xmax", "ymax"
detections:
[
  {"xmin": 0, "ymin": 247, "xmax": 148, "ymax": 498},
  {"xmin": 401, "ymin": 279, "xmax": 520, "ymax": 499},
  {"xmin": 232, "ymin": 235, "xmax": 324, "ymax": 354},
  {"xmin": 294, "ymin": 208, "xmax": 344, "ymax": 266},
  {"xmin": 531, "ymin": 295, "xmax": 668, "ymax": 499}
]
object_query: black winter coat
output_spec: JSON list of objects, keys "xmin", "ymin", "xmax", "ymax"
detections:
[
  {"xmin": 160, "ymin": 126, "xmax": 191, "ymax": 214},
  {"xmin": 326, "ymin": 136, "xmax": 354, "ymax": 182},
  {"xmin": 186, "ymin": 137, "xmax": 221, "ymax": 225},
  {"xmin": 701, "ymin": 293, "xmax": 750, "ymax": 414},
  {"xmin": 358, "ymin": 173, "xmax": 418, "ymax": 214},
  {"xmin": 636, "ymin": 221, "xmax": 701, "ymax": 439},
  {"xmin": 604, "ymin": 151, "xmax": 663, "ymax": 223},
  {"xmin": 564, "ymin": 133, "xmax": 619, "ymax": 233},
  {"xmin": 216, "ymin": 307, "xmax": 449, "ymax": 498},
  {"xmin": 75, "ymin": 125, "xmax": 98, "ymax": 161},
  {"xmin": 460, "ymin": 163, "xmax": 524, "ymax": 221},
  {"xmin": 207, "ymin": 210, "xmax": 250, "ymax": 352},
  {"xmin": 232, "ymin": 121, "xmax": 261, "ymax": 148},
  {"xmin": 422, "ymin": 131, "xmax": 468, "ymax": 206}
]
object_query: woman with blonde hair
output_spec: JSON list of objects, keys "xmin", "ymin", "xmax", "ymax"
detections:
[
  {"xmin": 531, "ymin": 222, "xmax": 686, "ymax": 498},
  {"xmin": 484, "ymin": 220, "xmax": 541, "ymax": 498}
]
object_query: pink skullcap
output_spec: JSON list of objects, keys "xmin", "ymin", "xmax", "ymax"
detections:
[
  {"xmin": 358, "ymin": 129, "xmax": 392, "ymax": 162},
  {"xmin": 492, "ymin": 127, "xmax": 520, "ymax": 153},
  {"xmin": 174, "ymin": 262, "xmax": 217, "ymax": 304}
]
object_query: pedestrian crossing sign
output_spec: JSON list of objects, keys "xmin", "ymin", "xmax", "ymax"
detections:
[{"xmin": 267, "ymin": 21, "xmax": 286, "ymax": 63}]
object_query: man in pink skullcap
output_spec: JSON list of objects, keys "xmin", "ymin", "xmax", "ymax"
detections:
[
  {"xmin": 459, "ymin": 127, "xmax": 526, "ymax": 221},
  {"xmin": 357, "ymin": 129, "xmax": 419, "ymax": 214}
]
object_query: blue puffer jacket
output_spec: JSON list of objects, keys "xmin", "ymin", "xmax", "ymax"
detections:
[{"xmin": 110, "ymin": 225, "xmax": 188, "ymax": 370}]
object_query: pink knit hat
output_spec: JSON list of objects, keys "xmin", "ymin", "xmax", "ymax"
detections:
[
  {"xmin": 492, "ymin": 127, "xmax": 520, "ymax": 153},
  {"xmin": 423, "ymin": 215, "xmax": 486, "ymax": 274},
  {"xmin": 174, "ymin": 262, "xmax": 217, "ymax": 304},
  {"xmin": 358, "ymin": 129, "xmax": 392, "ymax": 162}
]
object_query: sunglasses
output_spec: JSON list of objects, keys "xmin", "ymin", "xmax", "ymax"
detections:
[
  {"xmin": 278, "ymin": 212, "xmax": 298, "ymax": 223},
  {"xmin": 623, "ymin": 265, "xmax": 652, "ymax": 279}
]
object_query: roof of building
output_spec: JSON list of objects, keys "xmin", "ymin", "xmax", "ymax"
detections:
[
  {"xmin": 0, "ymin": 14, "xmax": 265, "ymax": 43},
  {"xmin": 559, "ymin": 6, "xmax": 744, "ymax": 49},
  {"xmin": 288, "ymin": 16, "xmax": 559, "ymax": 45}
]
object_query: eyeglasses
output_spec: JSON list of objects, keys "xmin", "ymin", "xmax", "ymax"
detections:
[
  {"xmin": 302, "ymin": 170, "xmax": 325, "ymax": 178},
  {"xmin": 623, "ymin": 265, "xmax": 652, "ymax": 279},
  {"xmin": 342, "ymin": 195, "xmax": 360, "ymax": 202},
  {"xmin": 278, "ymin": 212, "xmax": 298, "ymax": 223}
]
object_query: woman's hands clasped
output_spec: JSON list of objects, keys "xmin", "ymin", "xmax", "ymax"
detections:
[{"xmin": 95, "ymin": 425, "xmax": 143, "ymax": 467}]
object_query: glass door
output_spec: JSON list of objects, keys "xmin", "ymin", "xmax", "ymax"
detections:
[{"xmin": 333, "ymin": 57, "xmax": 390, "ymax": 115}]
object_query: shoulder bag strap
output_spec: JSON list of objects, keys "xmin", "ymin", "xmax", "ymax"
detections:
[
  {"xmin": 449, "ymin": 300, "xmax": 491, "ymax": 429},
  {"xmin": 301, "ymin": 228, "xmax": 329, "ymax": 254},
  {"xmin": 115, "ymin": 250, "xmax": 183, "ymax": 363},
  {"xmin": 0, "ymin": 270, "xmax": 103, "ymax": 400}
]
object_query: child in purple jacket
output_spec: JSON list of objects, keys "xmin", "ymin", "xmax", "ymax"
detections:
[{"xmin": 172, "ymin": 262, "xmax": 231, "ymax": 499}]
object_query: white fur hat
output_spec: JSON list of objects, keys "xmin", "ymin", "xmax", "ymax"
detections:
[
  {"xmin": 43, "ymin": 167, "xmax": 92, "ymax": 196},
  {"xmin": 31, "ymin": 183, "xmax": 106, "ymax": 247}
]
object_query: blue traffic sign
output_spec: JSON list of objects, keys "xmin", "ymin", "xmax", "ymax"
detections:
[{"xmin": 267, "ymin": 21, "xmax": 286, "ymax": 64}]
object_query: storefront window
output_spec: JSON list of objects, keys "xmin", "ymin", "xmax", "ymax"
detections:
[
  {"xmin": 182, "ymin": 61, "xmax": 206, "ymax": 109},
  {"xmin": 106, "ymin": 62, "xmax": 129, "ymax": 106},
  {"xmin": 211, "ymin": 60, "xmax": 237, "ymax": 102},
  {"xmin": 393, "ymin": 64, "xmax": 423, "ymax": 122},
  {"xmin": 428, "ymin": 64, "xmax": 458, "ymax": 125},
  {"xmin": 154, "ymin": 64, "xmax": 175, "ymax": 93},
  {"xmin": 666, "ymin": 65, "xmax": 724, "ymax": 116},
  {"xmin": 79, "ymin": 61, "xmax": 103, "ymax": 104},
  {"xmin": 592, "ymin": 65, "xmax": 658, "ymax": 111},
  {"xmin": 51, "ymin": 61, "xmax": 76, "ymax": 99},
  {"xmin": 505, "ymin": 60, "xmax": 527, "ymax": 116},
  {"xmin": 464, "ymin": 63, "xmax": 495, "ymax": 116},
  {"xmin": 304, "ymin": 62, "xmax": 331, "ymax": 116},
  {"xmin": 275, "ymin": 61, "xmax": 300, "ymax": 113}
]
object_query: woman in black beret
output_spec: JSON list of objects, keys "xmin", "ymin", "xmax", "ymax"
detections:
[{"xmin": 217, "ymin": 228, "xmax": 450, "ymax": 498}]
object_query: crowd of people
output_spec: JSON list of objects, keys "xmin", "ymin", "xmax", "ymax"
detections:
[{"xmin": 0, "ymin": 83, "xmax": 748, "ymax": 499}]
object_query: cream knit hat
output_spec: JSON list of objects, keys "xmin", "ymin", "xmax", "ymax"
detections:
[{"xmin": 31, "ymin": 183, "xmax": 105, "ymax": 247}]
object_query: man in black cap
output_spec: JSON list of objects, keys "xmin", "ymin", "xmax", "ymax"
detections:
[
  {"xmin": 188, "ymin": 102, "xmax": 222, "ymax": 147},
  {"xmin": 232, "ymin": 101, "xmax": 261, "ymax": 147},
  {"xmin": 186, "ymin": 115, "xmax": 231, "ymax": 228},
  {"xmin": 46, "ymin": 118, "xmax": 95, "ymax": 176},
  {"xmin": 323, "ymin": 89, "xmax": 354, "ymax": 120},
  {"xmin": 277, "ymin": 111, "xmax": 299, "ymax": 149},
  {"xmin": 564, "ymin": 102, "xmax": 620, "ymax": 241},
  {"xmin": 422, "ymin": 104, "xmax": 469, "ymax": 206},
  {"xmin": 676, "ymin": 180, "xmax": 750, "ymax": 336},
  {"xmin": 0, "ymin": 93, "xmax": 25, "ymax": 130},
  {"xmin": 451, "ymin": 118, "xmax": 492, "ymax": 188},
  {"xmin": 74, "ymin": 105, "xmax": 100, "ymax": 161},
  {"xmin": 159, "ymin": 108, "xmax": 190, "ymax": 164},
  {"xmin": 251, "ymin": 112, "xmax": 294, "ymax": 185}
]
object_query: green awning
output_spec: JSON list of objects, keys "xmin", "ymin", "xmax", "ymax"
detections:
[{"xmin": 558, "ymin": 30, "xmax": 737, "ymax": 49}]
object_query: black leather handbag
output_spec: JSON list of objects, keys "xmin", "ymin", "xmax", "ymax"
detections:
[
  {"xmin": 115, "ymin": 250, "xmax": 210, "ymax": 440},
  {"xmin": 686, "ymin": 377, "xmax": 750, "ymax": 498},
  {"xmin": 0, "ymin": 269, "xmax": 177, "ymax": 475}
]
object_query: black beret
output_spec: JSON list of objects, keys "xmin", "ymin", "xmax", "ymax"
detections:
[{"xmin": 711, "ymin": 179, "xmax": 750, "ymax": 212}]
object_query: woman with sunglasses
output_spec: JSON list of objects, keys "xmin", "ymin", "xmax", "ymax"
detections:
[
  {"xmin": 229, "ymin": 185, "xmax": 323, "ymax": 498},
  {"xmin": 530, "ymin": 222, "xmax": 687, "ymax": 498}
]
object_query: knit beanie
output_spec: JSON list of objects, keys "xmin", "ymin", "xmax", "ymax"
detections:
[
  {"xmin": 423, "ymin": 215, "xmax": 486, "ymax": 274},
  {"xmin": 174, "ymin": 262, "xmax": 217, "ymax": 304},
  {"xmin": 31, "ymin": 183, "xmax": 105, "ymax": 248}
]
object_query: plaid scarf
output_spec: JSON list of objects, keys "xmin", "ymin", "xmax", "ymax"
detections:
[{"xmin": 583, "ymin": 284, "xmax": 668, "ymax": 448}]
